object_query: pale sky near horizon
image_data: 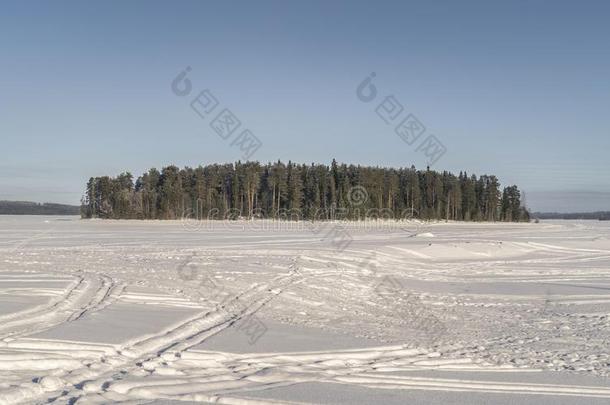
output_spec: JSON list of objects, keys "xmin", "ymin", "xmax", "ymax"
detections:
[{"xmin": 1, "ymin": 0, "xmax": 609, "ymax": 212}]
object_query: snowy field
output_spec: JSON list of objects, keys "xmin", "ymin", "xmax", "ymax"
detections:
[{"xmin": 0, "ymin": 216, "xmax": 609, "ymax": 404}]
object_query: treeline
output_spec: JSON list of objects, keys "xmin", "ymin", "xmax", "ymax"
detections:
[
  {"xmin": 0, "ymin": 201, "xmax": 80, "ymax": 215},
  {"xmin": 533, "ymin": 211, "xmax": 610, "ymax": 220},
  {"xmin": 81, "ymin": 160, "xmax": 530, "ymax": 222}
]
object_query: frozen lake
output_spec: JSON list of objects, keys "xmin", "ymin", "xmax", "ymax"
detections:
[{"xmin": 0, "ymin": 216, "xmax": 609, "ymax": 404}]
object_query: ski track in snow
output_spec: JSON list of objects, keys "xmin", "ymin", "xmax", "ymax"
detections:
[{"xmin": 0, "ymin": 218, "xmax": 609, "ymax": 403}]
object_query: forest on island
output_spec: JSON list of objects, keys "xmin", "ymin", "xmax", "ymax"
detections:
[{"xmin": 81, "ymin": 160, "xmax": 530, "ymax": 222}]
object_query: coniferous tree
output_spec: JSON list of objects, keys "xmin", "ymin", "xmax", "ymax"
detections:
[{"xmin": 159, "ymin": 166, "xmax": 182, "ymax": 219}]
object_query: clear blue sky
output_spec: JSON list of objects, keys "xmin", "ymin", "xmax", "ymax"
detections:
[{"xmin": 1, "ymin": 0, "xmax": 609, "ymax": 212}]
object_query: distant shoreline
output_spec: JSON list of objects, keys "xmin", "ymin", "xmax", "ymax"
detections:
[
  {"xmin": 0, "ymin": 201, "xmax": 80, "ymax": 216},
  {"xmin": 533, "ymin": 211, "xmax": 610, "ymax": 220}
]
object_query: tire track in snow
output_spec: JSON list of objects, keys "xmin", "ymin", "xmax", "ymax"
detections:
[
  {"xmin": 0, "ymin": 273, "xmax": 122, "ymax": 340},
  {"xmin": 65, "ymin": 344, "xmax": 610, "ymax": 403},
  {"xmin": 0, "ymin": 261, "xmax": 303, "ymax": 404}
]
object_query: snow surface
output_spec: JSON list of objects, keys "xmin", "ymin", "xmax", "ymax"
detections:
[{"xmin": 0, "ymin": 216, "xmax": 609, "ymax": 404}]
